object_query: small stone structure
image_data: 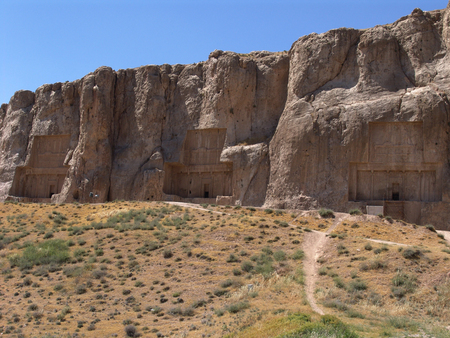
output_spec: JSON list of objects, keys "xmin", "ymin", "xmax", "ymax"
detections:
[
  {"xmin": 10, "ymin": 135, "xmax": 70, "ymax": 202},
  {"xmin": 163, "ymin": 129, "xmax": 233, "ymax": 202}
]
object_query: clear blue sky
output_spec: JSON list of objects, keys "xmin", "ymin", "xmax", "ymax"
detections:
[{"xmin": 0, "ymin": 0, "xmax": 447, "ymax": 105}]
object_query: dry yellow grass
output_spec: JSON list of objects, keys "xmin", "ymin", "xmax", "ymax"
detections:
[
  {"xmin": 0, "ymin": 202, "xmax": 307, "ymax": 337},
  {"xmin": 0, "ymin": 202, "xmax": 449, "ymax": 337},
  {"xmin": 313, "ymin": 215, "xmax": 450, "ymax": 337}
]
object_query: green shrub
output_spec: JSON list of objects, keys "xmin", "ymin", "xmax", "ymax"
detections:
[
  {"xmin": 232, "ymin": 268, "xmax": 242, "ymax": 276},
  {"xmin": 220, "ymin": 279, "xmax": 241, "ymax": 288},
  {"xmin": 54, "ymin": 284, "xmax": 64, "ymax": 291},
  {"xmin": 347, "ymin": 279, "xmax": 367, "ymax": 292},
  {"xmin": 191, "ymin": 299, "xmax": 207, "ymax": 308},
  {"xmin": 28, "ymin": 304, "xmax": 38, "ymax": 311},
  {"xmin": 391, "ymin": 272, "xmax": 416, "ymax": 299},
  {"xmin": 241, "ymin": 261, "xmax": 254, "ymax": 272},
  {"xmin": 373, "ymin": 245, "xmax": 389, "ymax": 255},
  {"xmin": 327, "ymin": 269, "xmax": 338, "ymax": 277},
  {"xmin": 402, "ymin": 248, "xmax": 421, "ymax": 259},
  {"xmin": 425, "ymin": 224, "xmax": 436, "ymax": 233},
  {"xmin": 279, "ymin": 221, "xmax": 289, "ymax": 227},
  {"xmin": 369, "ymin": 259, "xmax": 387, "ymax": 270},
  {"xmin": 43, "ymin": 232, "xmax": 54, "ymax": 239},
  {"xmin": 167, "ymin": 307, "xmax": 181, "ymax": 315},
  {"xmin": 63, "ymin": 265, "xmax": 84, "ymax": 278},
  {"xmin": 213, "ymin": 289, "xmax": 228, "ymax": 297},
  {"xmin": 225, "ymin": 301, "xmax": 250, "ymax": 313},
  {"xmin": 215, "ymin": 308, "xmax": 225, "ymax": 316},
  {"xmin": 318, "ymin": 208, "xmax": 335, "ymax": 218},
  {"xmin": 249, "ymin": 291, "xmax": 258, "ymax": 298},
  {"xmin": 271, "ymin": 209, "xmax": 282, "ymax": 216},
  {"xmin": 9, "ymin": 239, "xmax": 70, "ymax": 270},
  {"xmin": 321, "ymin": 314, "xmax": 342, "ymax": 326},
  {"xmin": 273, "ymin": 250, "xmax": 287, "ymax": 261},
  {"xmin": 323, "ymin": 299, "xmax": 348, "ymax": 311},
  {"xmin": 52, "ymin": 212, "xmax": 67, "ymax": 225},
  {"xmin": 135, "ymin": 241, "xmax": 159, "ymax": 255},
  {"xmin": 279, "ymin": 314, "xmax": 359, "ymax": 338},
  {"xmin": 92, "ymin": 269, "xmax": 106, "ymax": 279},
  {"xmin": 251, "ymin": 253, "xmax": 274, "ymax": 278},
  {"xmin": 349, "ymin": 209, "xmax": 362, "ymax": 216},
  {"xmin": 182, "ymin": 307, "xmax": 195, "ymax": 316},
  {"xmin": 346, "ymin": 309, "xmax": 365, "ymax": 319},
  {"xmin": 226, "ymin": 254, "xmax": 239, "ymax": 263},
  {"xmin": 163, "ymin": 249, "xmax": 173, "ymax": 258},
  {"xmin": 337, "ymin": 244, "xmax": 349, "ymax": 255},
  {"xmin": 292, "ymin": 249, "xmax": 305, "ymax": 260},
  {"xmin": 261, "ymin": 247, "xmax": 273, "ymax": 255},
  {"xmin": 124, "ymin": 324, "xmax": 138, "ymax": 337},
  {"xmin": 386, "ymin": 316, "xmax": 418, "ymax": 330},
  {"xmin": 318, "ymin": 267, "xmax": 327, "ymax": 276},
  {"xmin": 74, "ymin": 248, "xmax": 87, "ymax": 259},
  {"xmin": 333, "ymin": 276, "xmax": 346, "ymax": 289},
  {"xmin": 75, "ymin": 284, "xmax": 87, "ymax": 294}
]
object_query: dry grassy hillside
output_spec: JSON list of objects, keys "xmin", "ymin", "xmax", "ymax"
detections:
[{"xmin": 0, "ymin": 201, "xmax": 449, "ymax": 338}]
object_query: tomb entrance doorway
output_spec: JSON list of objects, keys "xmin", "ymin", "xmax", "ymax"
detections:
[
  {"xmin": 163, "ymin": 129, "xmax": 233, "ymax": 201},
  {"xmin": 392, "ymin": 183, "xmax": 400, "ymax": 201},
  {"xmin": 348, "ymin": 122, "xmax": 442, "ymax": 224},
  {"xmin": 10, "ymin": 135, "xmax": 70, "ymax": 201},
  {"xmin": 203, "ymin": 184, "xmax": 210, "ymax": 198}
]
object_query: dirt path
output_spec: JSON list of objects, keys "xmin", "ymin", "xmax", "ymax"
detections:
[
  {"xmin": 301, "ymin": 213, "xmax": 348, "ymax": 315},
  {"xmin": 437, "ymin": 230, "xmax": 450, "ymax": 244},
  {"xmin": 165, "ymin": 201, "xmax": 223, "ymax": 214},
  {"xmin": 364, "ymin": 238, "xmax": 407, "ymax": 246},
  {"xmin": 166, "ymin": 203, "xmax": 416, "ymax": 315}
]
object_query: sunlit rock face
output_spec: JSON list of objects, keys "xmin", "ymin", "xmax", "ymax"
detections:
[{"xmin": 2, "ymin": 4, "xmax": 450, "ymax": 229}]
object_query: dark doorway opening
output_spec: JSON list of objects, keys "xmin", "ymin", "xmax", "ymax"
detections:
[
  {"xmin": 392, "ymin": 183, "xmax": 400, "ymax": 201},
  {"xmin": 204, "ymin": 184, "xmax": 210, "ymax": 198},
  {"xmin": 49, "ymin": 185, "xmax": 56, "ymax": 198}
]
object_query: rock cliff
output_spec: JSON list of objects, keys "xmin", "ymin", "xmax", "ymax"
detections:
[{"xmin": 2, "ymin": 4, "xmax": 450, "ymax": 229}]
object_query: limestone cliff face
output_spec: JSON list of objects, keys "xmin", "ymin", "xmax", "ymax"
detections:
[
  {"xmin": 265, "ymin": 6, "xmax": 450, "ymax": 229},
  {"xmin": 0, "ymin": 51, "xmax": 288, "ymax": 208},
  {"xmin": 2, "ymin": 4, "xmax": 450, "ymax": 229}
]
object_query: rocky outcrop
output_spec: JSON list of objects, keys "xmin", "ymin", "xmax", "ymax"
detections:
[
  {"xmin": 265, "ymin": 6, "xmax": 450, "ymax": 229},
  {"xmin": 0, "ymin": 51, "xmax": 289, "ymax": 206},
  {"xmin": 2, "ymin": 3, "xmax": 450, "ymax": 229}
]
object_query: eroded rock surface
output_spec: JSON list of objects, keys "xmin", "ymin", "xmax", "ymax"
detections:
[{"xmin": 2, "ymin": 4, "xmax": 450, "ymax": 229}]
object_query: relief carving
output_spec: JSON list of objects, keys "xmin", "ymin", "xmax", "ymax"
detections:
[
  {"xmin": 10, "ymin": 135, "xmax": 70, "ymax": 200},
  {"xmin": 349, "ymin": 122, "xmax": 442, "ymax": 224},
  {"xmin": 163, "ymin": 129, "xmax": 233, "ymax": 199}
]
